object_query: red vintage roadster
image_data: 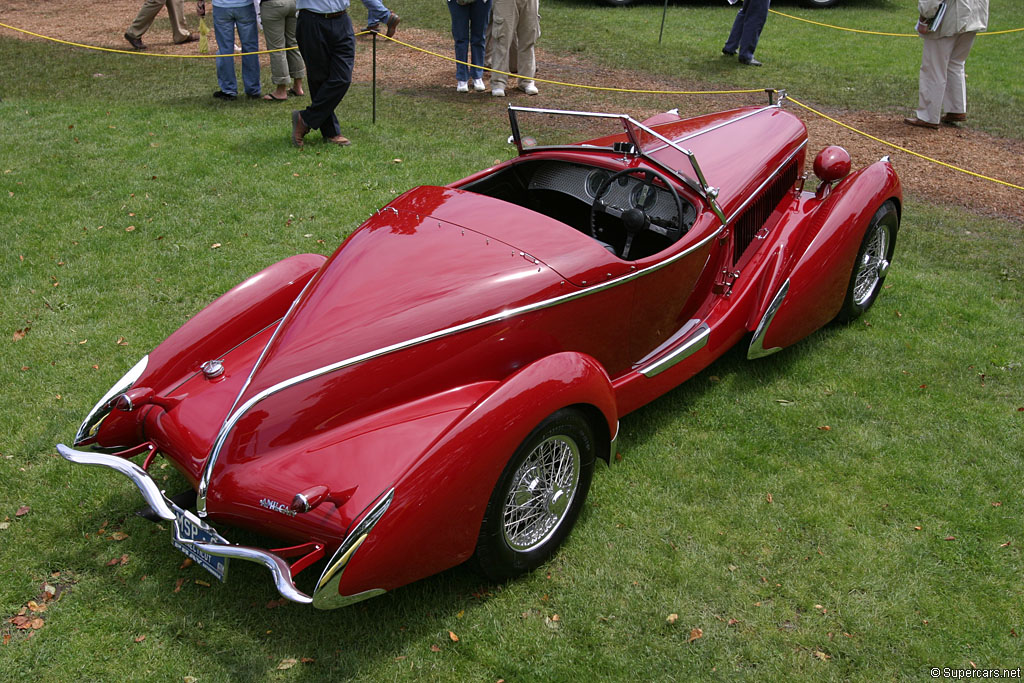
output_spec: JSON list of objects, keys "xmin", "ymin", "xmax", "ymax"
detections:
[{"xmin": 58, "ymin": 100, "xmax": 901, "ymax": 608}]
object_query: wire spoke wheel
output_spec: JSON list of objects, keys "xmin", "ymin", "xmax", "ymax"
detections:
[
  {"xmin": 838, "ymin": 200, "xmax": 898, "ymax": 322},
  {"xmin": 852, "ymin": 221, "xmax": 890, "ymax": 306},
  {"xmin": 501, "ymin": 435, "xmax": 581, "ymax": 552}
]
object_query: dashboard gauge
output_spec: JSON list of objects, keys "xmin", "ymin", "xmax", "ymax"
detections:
[
  {"xmin": 586, "ymin": 169, "xmax": 611, "ymax": 198},
  {"xmin": 631, "ymin": 182, "xmax": 658, "ymax": 211}
]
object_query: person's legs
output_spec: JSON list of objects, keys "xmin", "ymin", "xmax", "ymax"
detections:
[
  {"xmin": 467, "ymin": 0, "xmax": 491, "ymax": 81},
  {"xmin": 942, "ymin": 31, "xmax": 976, "ymax": 117},
  {"xmin": 213, "ymin": 6, "xmax": 239, "ymax": 96},
  {"xmin": 262, "ymin": 0, "xmax": 290, "ymax": 86},
  {"xmin": 297, "ymin": 12, "xmax": 354, "ymax": 138},
  {"xmin": 360, "ymin": 0, "xmax": 391, "ymax": 29},
  {"xmin": 127, "ymin": 0, "xmax": 165, "ymax": 40},
  {"xmin": 723, "ymin": 6, "xmax": 745, "ymax": 54},
  {"xmin": 166, "ymin": 0, "xmax": 194, "ymax": 43},
  {"xmin": 513, "ymin": 0, "xmax": 538, "ymax": 81},
  {"xmin": 489, "ymin": 0, "xmax": 519, "ymax": 91},
  {"xmin": 915, "ymin": 35, "xmax": 954, "ymax": 124},
  {"xmin": 737, "ymin": 0, "xmax": 769, "ymax": 61},
  {"xmin": 449, "ymin": 1, "xmax": 471, "ymax": 83},
  {"xmin": 235, "ymin": 4, "xmax": 262, "ymax": 96},
  {"xmin": 283, "ymin": 7, "xmax": 306, "ymax": 84}
]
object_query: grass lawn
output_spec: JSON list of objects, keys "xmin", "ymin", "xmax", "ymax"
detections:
[{"xmin": 1, "ymin": 4, "xmax": 1022, "ymax": 681}]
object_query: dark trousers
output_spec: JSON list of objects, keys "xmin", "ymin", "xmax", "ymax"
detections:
[
  {"xmin": 296, "ymin": 9, "xmax": 355, "ymax": 139},
  {"xmin": 724, "ymin": 0, "xmax": 770, "ymax": 62}
]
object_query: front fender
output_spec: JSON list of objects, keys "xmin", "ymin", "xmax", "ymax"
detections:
[
  {"xmin": 331, "ymin": 351, "xmax": 617, "ymax": 600},
  {"xmin": 753, "ymin": 160, "xmax": 901, "ymax": 354}
]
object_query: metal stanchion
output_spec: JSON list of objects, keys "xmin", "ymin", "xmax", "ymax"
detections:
[{"xmin": 372, "ymin": 31, "xmax": 377, "ymax": 124}]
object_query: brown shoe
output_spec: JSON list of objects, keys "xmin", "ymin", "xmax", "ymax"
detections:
[
  {"xmin": 175, "ymin": 33, "xmax": 199, "ymax": 44},
  {"xmin": 941, "ymin": 112, "xmax": 967, "ymax": 124},
  {"xmin": 326, "ymin": 135, "xmax": 351, "ymax": 147},
  {"xmin": 903, "ymin": 116, "xmax": 939, "ymax": 130},
  {"xmin": 124, "ymin": 32, "xmax": 146, "ymax": 50},
  {"xmin": 385, "ymin": 12, "xmax": 401, "ymax": 37},
  {"xmin": 291, "ymin": 110, "xmax": 310, "ymax": 148}
]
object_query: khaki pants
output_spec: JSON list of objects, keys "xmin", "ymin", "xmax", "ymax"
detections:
[
  {"xmin": 261, "ymin": 0, "xmax": 306, "ymax": 84},
  {"xmin": 127, "ymin": 0, "xmax": 193, "ymax": 43},
  {"xmin": 915, "ymin": 31, "xmax": 977, "ymax": 124},
  {"xmin": 488, "ymin": 0, "xmax": 539, "ymax": 89}
]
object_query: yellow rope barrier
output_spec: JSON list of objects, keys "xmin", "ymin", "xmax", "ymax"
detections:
[
  {"xmin": 787, "ymin": 96, "xmax": 1024, "ymax": 191},
  {"xmin": 1, "ymin": 20, "xmax": 1019, "ymax": 191},
  {"xmin": 768, "ymin": 9, "xmax": 1024, "ymax": 37}
]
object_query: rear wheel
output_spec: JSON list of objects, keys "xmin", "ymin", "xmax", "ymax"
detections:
[
  {"xmin": 837, "ymin": 200, "xmax": 898, "ymax": 321},
  {"xmin": 474, "ymin": 409, "xmax": 596, "ymax": 580}
]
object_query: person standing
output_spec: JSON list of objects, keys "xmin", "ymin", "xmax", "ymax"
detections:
[
  {"xmin": 291, "ymin": 0, "xmax": 356, "ymax": 147},
  {"xmin": 261, "ymin": 0, "xmax": 307, "ymax": 101},
  {"xmin": 488, "ymin": 0, "xmax": 540, "ymax": 97},
  {"xmin": 904, "ymin": 0, "xmax": 989, "ymax": 129},
  {"xmin": 721, "ymin": 0, "xmax": 770, "ymax": 67},
  {"xmin": 447, "ymin": 0, "xmax": 491, "ymax": 93},
  {"xmin": 124, "ymin": 0, "xmax": 200, "ymax": 49},
  {"xmin": 211, "ymin": 0, "xmax": 261, "ymax": 100}
]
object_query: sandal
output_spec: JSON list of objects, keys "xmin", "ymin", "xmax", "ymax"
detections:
[
  {"xmin": 288, "ymin": 88, "xmax": 305, "ymax": 97},
  {"xmin": 263, "ymin": 93, "xmax": 287, "ymax": 102}
]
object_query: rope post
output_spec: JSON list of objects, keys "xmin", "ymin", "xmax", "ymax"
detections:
[
  {"xmin": 372, "ymin": 32, "xmax": 377, "ymax": 125},
  {"xmin": 659, "ymin": 0, "xmax": 669, "ymax": 44}
]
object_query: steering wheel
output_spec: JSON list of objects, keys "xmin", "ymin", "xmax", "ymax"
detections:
[{"xmin": 589, "ymin": 168, "xmax": 686, "ymax": 260}]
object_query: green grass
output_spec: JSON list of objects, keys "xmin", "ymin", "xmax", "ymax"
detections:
[{"xmin": 2, "ymin": 9, "xmax": 1023, "ymax": 682}]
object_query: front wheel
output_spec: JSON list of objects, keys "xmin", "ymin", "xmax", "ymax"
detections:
[
  {"xmin": 837, "ymin": 200, "xmax": 898, "ymax": 321},
  {"xmin": 474, "ymin": 409, "xmax": 597, "ymax": 581}
]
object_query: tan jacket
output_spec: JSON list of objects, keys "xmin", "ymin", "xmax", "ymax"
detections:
[{"xmin": 918, "ymin": 0, "xmax": 988, "ymax": 38}]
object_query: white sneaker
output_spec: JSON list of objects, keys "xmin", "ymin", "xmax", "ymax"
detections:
[
  {"xmin": 472, "ymin": 78, "xmax": 486, "ymax": 92},
  {"xmin": 456, "ymin": 81, "xmax": 469, "ymax": 93},
  {"xmin": 520, "ymin": 80, "xmax": 539, "ymax": 95},
  {"xmin": 491, "ymin": 87, "xmax": 505, "ymax": 97}
]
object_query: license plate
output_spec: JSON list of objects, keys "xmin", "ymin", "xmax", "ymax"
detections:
[{"xmin": 170, "ymin": 504, "xmax": 230, "ymax": 582}]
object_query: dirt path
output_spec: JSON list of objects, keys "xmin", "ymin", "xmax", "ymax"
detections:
[{"xmin": 3, "ymin": 0, "xmax": 1022, "ymax": 221}]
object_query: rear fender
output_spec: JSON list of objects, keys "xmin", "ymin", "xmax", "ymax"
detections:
[
  {"xmin": 332, "ymin": 352, "xmax": 617, "ymax": 598},
  {"xmin": 750, "ymin": 160, "xmax": 901, "ymax": 355}
]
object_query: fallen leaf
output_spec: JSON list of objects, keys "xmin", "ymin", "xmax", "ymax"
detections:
[
  {"xmin": 15, "ymin": 506, "xmax": 29, "ymax": 517},
  {"xmin": 109, "ymin": 531, "xmax": 129, "ymax": 541},
  {"xmin": 728, "ymin": 619, "xmax": 739, "ymax": 626},
  {"xmin": 688, "ymin": 627, "xmax": 703, "ymax": 643},
  {"xmin": 277, "ymin": 658, "xmax": 298, "ymax": 670},
  {"xmin": 430, "ymin": 644, "xmax": 441, "ymax": 652},
  {"xmin": 266, "ymin": 598, "xmax": 289, "ymax": 609},
  {"xmin": 30, "ymin": 618, "xmax": 45, "ymax": 630},
  {"xmin": 134, "ymin": 635, "xmax": 146, "ymax": 643},
  {"xmin": 179, "ymin": 558, "xmax": 194, "ymax": 570},
  {"xmin": 449, "ymin": 631, "xmax": 459, "ymax": 642},
  {"xmin": 211, "ymin": 243, "xmax": 221, "ymax": 249},
  {"xmin": 13, "ymin": 327, "xmax": 29, "ymax": 342},
  {"xmin": 765, "ymin": 493, "xmax": 773, "ymax": 504},
  {"xmin": 173, "ymin": 578, "xmax": 186, "ymax": 593},
  {"xmin": 116, "ymin": 336, "xmax": 129, "ymax": 346},
  {"xmin": 300, "ymin": 657, "xmax": 315, "ymax": 663},
  {"xmin": 913, "ymin": 526, "xmax": 922, "ymax": 531},
  {"xmin": 195, "ymin": 579, "xmax": 211, "ymax": 587},
  {"xmin": 666, "ymin": 613, "xmax": 679, "ymax": 624},
  {"xmin": 184, "ymin": 677, "xmax": 197, "ymax": 683},
  {"xmin": 392, "ymin": 158, "xmax": 402, "ymax": 163},
  {"xmin": 126, "ymin": 226, "xmax": 136, "ymax": 232},
  {"xmin": 813, "ymin": 650, "xmax": 831, "ymax": 661},
  {"xmin": 817, "ymin": 425, "xmax": 831, "ymax": 431},
  {"xmin": 944, "ymin": 536, "xmax": 956, "ymax": 541},
  {"xmin": 999, "ymin": 541, "xmax": 1011, "ymax": 548}
]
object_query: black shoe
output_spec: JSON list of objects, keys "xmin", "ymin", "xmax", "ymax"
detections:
[
  {"xmin": 124, "ymin": 32, "xmax": 146, "ymax": 50},
  {"xmin": 246, "ymin": 93, "xmax": 262, "ymax": 100},
  {"xmin": 739, "ymin": 57, "xmax": 763, "ymax": 66},
  {"xmin": 722, "ymin": 48, "xmax": 736, "ymax": 56},
  {"xmin": 213, "ymin": 90, "xmax": 237, "ymax": 101}
]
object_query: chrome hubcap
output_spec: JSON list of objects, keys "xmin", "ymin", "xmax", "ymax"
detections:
[
  {"xmin": 502, "ymin": 435, "xmax": 581, "ymax": 552},
  {"xmin": 853, "ymin": 223, "xmax": 890, "ymax": 306}
]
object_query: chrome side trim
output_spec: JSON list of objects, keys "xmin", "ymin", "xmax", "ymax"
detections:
[
  {"xmin": 197, "ymin": 226, "xmax": 724, "ymax": 515},
  {"xmin": 56, "ymin": 444, "xmax": 175, "ymax": 521},
  {"xmin": 724, "ymin": 142, "xmax": 807, "ymax": 226},
  {"xmin": 609, "ymin": 420, "xmax": 620, "ymax": 460},
  {"xmin": 747, "ymin": 279, "xmax": 790, "ymax": 359},
  {"xmin": 74, "ymin": 355, "xmax": 149, "ymax": 445},
  {"xmin": 313, "ymin": 489, "xmax": 394, "ymax": 610},
  {"xmin": 638, "ymin": 323, "xmax": 710, "ymax": 378},
  {"xmin": 190, "ymin": 541, "xmax": 312, "ymax": 605}
]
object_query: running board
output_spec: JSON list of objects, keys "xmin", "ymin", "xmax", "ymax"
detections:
[{"xmin": 636, "ymin": 320, "xmax": 711, "ymax": 378}]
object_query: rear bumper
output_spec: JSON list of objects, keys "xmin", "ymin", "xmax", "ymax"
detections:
[{"xmin": 56, "ymin": 444, "xmax": 391, "ymax": 608}]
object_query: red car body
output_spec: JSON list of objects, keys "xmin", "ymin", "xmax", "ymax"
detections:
[{"xmin": 58, "ymin": 102, "xmax": 901, "ymax": 608}]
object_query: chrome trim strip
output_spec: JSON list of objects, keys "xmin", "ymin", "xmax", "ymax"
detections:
[
  {"xmin": 638, "ymin": 323, "xmax": 710, "ymax": 378},
  {"xmin": 609, "ymin": 420, "xmax": 620, "ymax": 460},
  {"xmin": 56, "ymin": 444, "xmax": 175, "ymax": 521},
  {"xmin": 198, "ymin": 274, "xmax": 320, "ymax": 515},
  {"xmin": 747, "ymin": 279, "xmax": 790, "ymax": 360},
  {"xmin": 190, "ymin": 541, "xmax": 312, "ymax": 604},
  {"xmin": 313, "ymin": 489, "xmax": 394, "ymax": 609},
  {"xmin": 74, "ymin": 355, "xmax": 149, "ymax": 445},
  {"xmin": 199, "ymin": 227, "xmax": 724, "ymax": 499},
  {"xmin": 724, "ymin": 142, "xmax": 807, "ymax": 226}
]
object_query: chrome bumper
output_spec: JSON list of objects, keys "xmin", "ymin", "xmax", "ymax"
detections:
[{"xmin": 56, "ymin": 444, "xmax": 391, "ymax": 608}]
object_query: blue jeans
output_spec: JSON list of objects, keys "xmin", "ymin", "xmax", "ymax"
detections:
[
  {"xmin": 724, "ymin": 0, "xmax": 770, "ymax": 62},
  {"xmin": 360, "ymin": 0, "xmax": 391, "ymax": 28},
  {"xmin": 213, "ymin": 4, "xmax": 261, "ymax": 96},
  {"xmin": 448, "ymin": 0, "xmax": 491, "ymax": 81}
]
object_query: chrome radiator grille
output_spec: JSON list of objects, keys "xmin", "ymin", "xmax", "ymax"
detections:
[{"xmin": 732, "ymin": 161, "xmax": 799, "ymax": 264}]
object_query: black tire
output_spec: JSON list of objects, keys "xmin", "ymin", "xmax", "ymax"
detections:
[
  {"xmin": 474, "ymin": 409, "xmax": 597, "ymax": 581},
  {"xmin": 603, "ymin": 0, "xmax": 635, "ymax": 6},
  {"xmin": 802, "ymin": 0, "xmax": 842, "ymax": 7},
  {"xmin": 837, "ymin": 199, "xmax": 898, "ymax": 322}
]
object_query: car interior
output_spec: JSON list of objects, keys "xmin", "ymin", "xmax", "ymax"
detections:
[{"xmin": 461, "ymin": 159, "xmax": 697, "ymax": 261}]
